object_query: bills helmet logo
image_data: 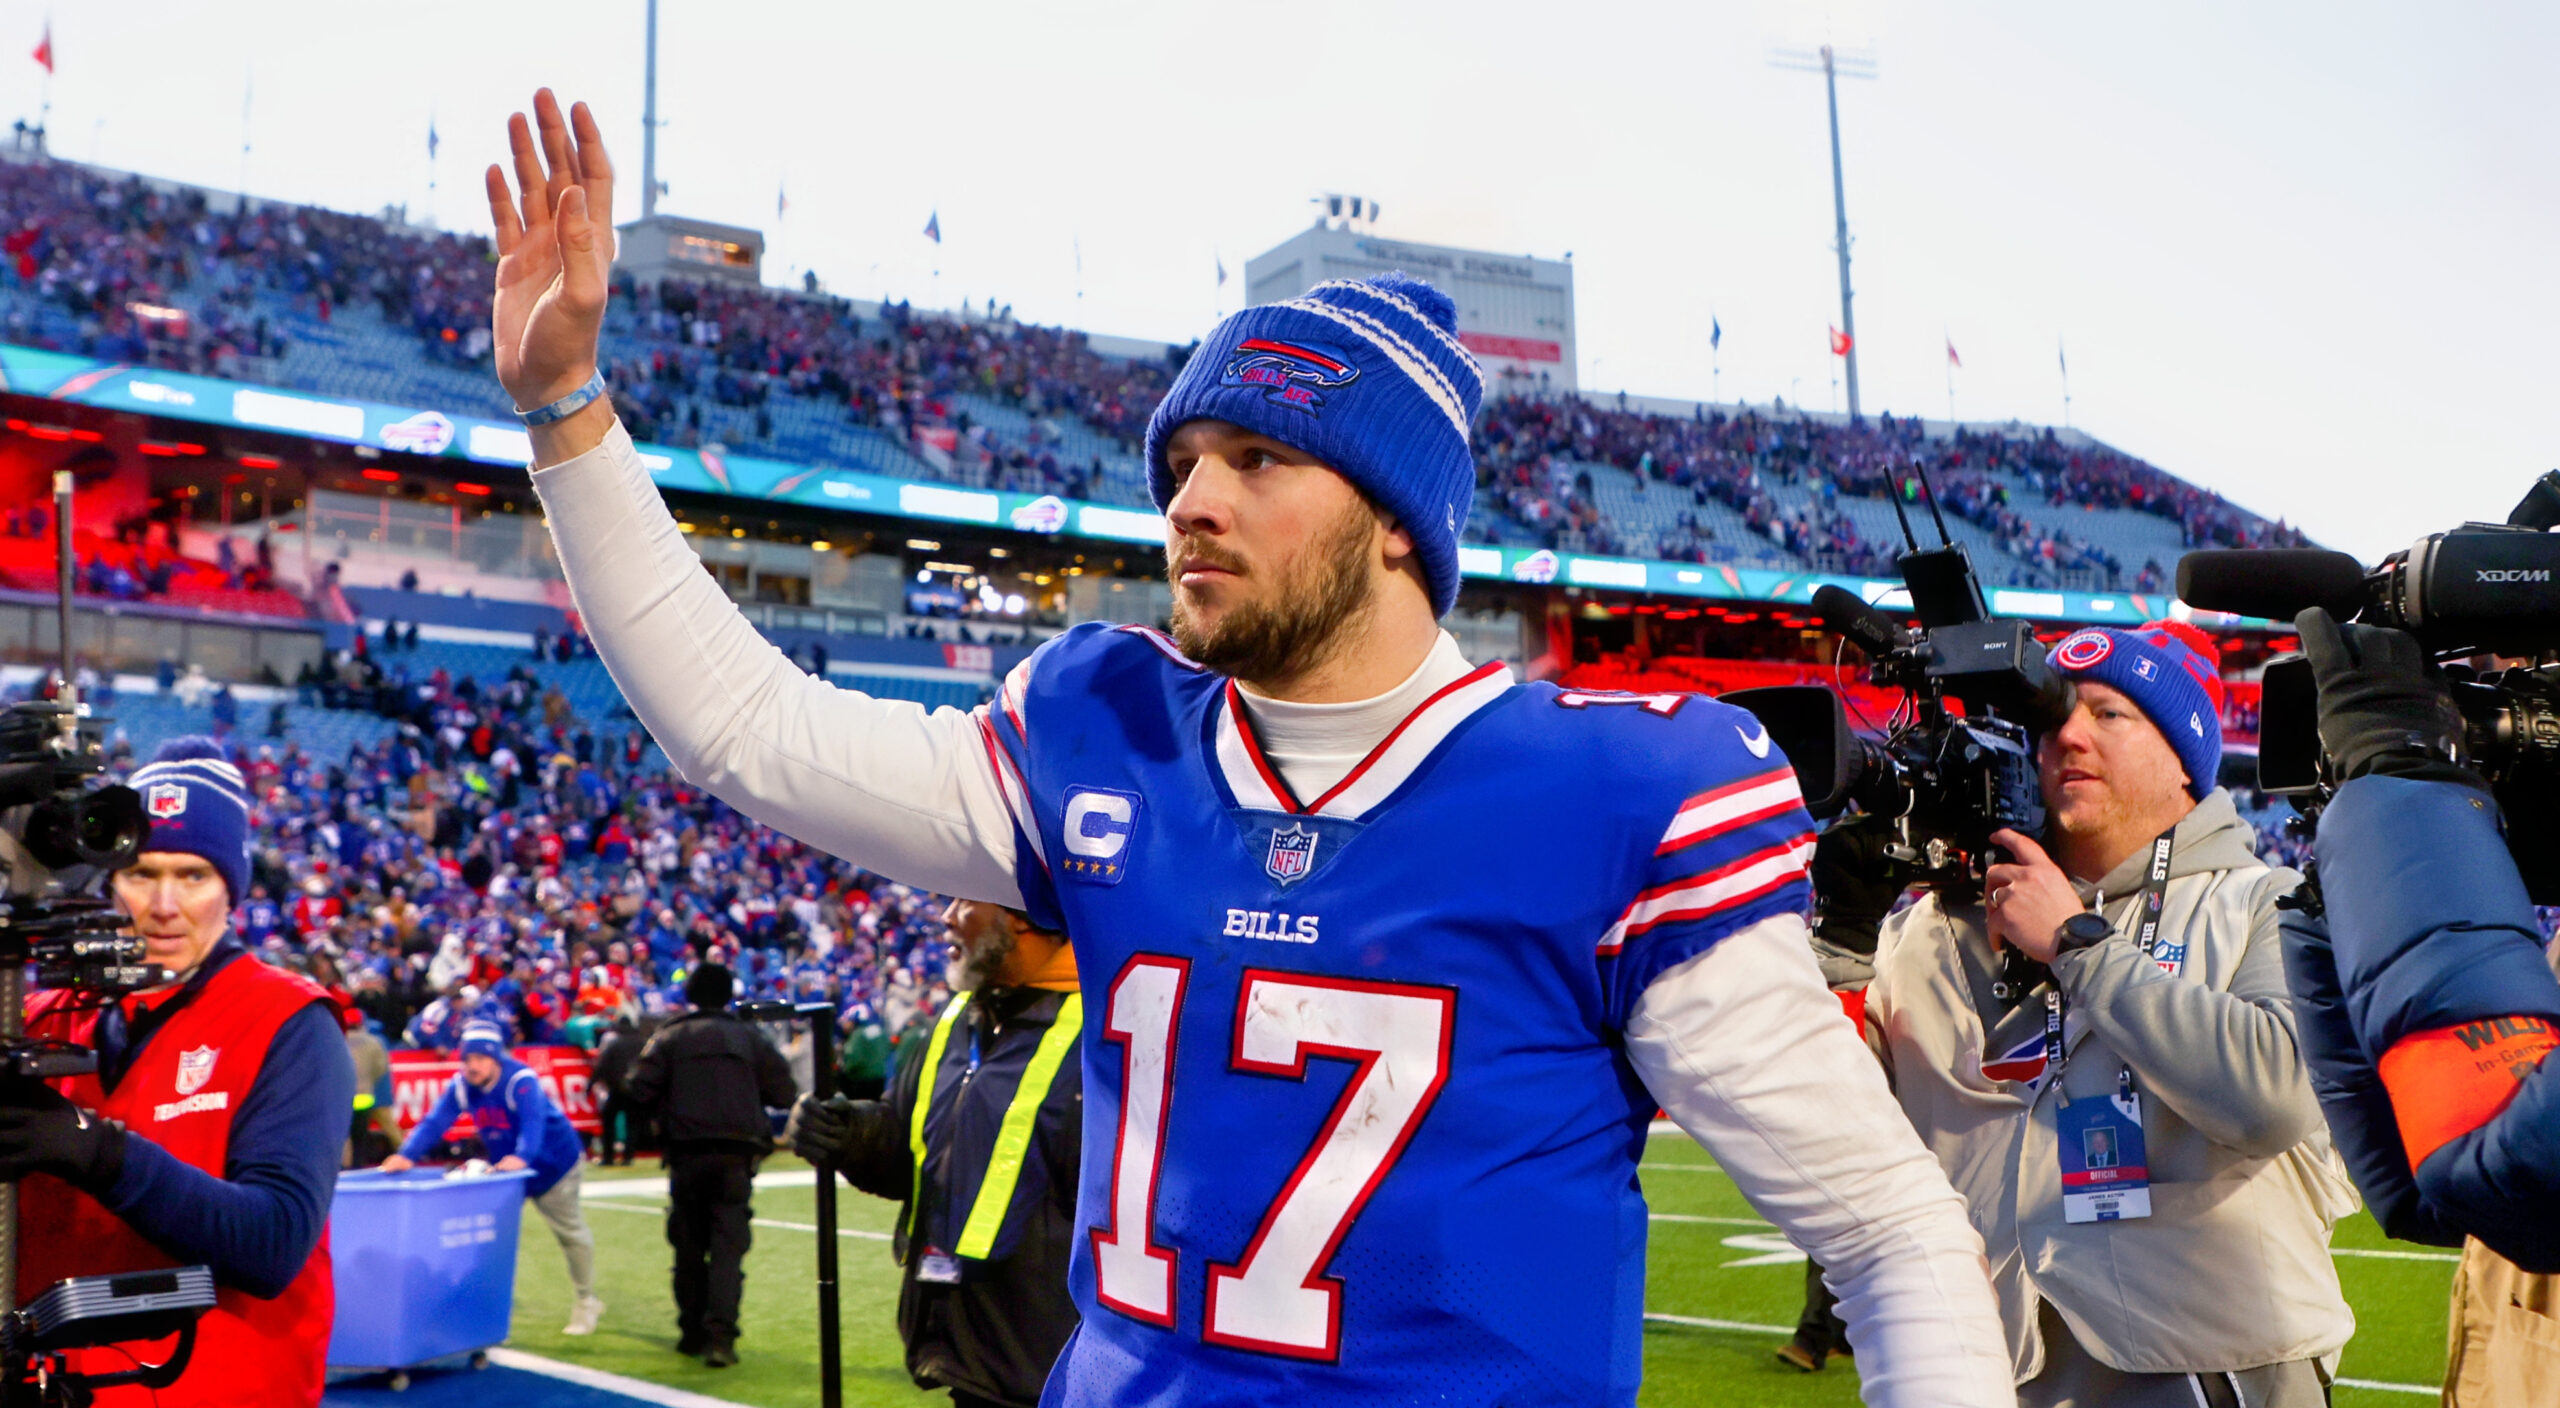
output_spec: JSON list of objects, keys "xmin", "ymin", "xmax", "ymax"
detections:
[
  {"xmin": 175, "ymin": 1046, "xmax": 219, "ymax": 1096},
  {"xmin": 1221, "ymin": 337, "xmax": 1360, "ymax": 416},
  {"xmin": 2054, "ymin": 630, "xmax": 2114, "ymax": 670},
  {"xmin": 146, "ymin": 782, "xmax": 188, "ymax": 819},
  {"xmin": 1511, "ymin": 549, "xmax": 1560, "ymax": 584},
  {"xmin": 1265, "ymin": 823, "xmax": 1319, "ymax": 884},
  {"xmin": 1009, "ymin": 494, "xmax": 1069, "ymax": 533},
  {"xmin": 379, "ymin": 410, "xmax": 456, "ymax": 456}
]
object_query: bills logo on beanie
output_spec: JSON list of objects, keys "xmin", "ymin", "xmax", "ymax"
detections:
[
  {"xmin": 127, "ymin": 736, "xmax": 252, "ymax": 908},
  {"xmin": 2049, "ymin": 620, "xmax": 2227, "ymax": 799},
  {"xmin": 1145, "ymin": 272, "xmax": 1484, "ymax": 617},
  {"xmin": 459, "ymin": 1022, "xmax": 510, "ymax": 1062}
]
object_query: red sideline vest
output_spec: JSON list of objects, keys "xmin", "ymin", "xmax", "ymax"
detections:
[{"xmin": 18, "ymin": 957, "xmax": 335, "ymax": 1407}]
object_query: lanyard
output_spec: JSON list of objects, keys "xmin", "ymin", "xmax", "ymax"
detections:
[{"xmin": 2041, "ymin": 824, "xmax": 2179, "ymax": 1105}]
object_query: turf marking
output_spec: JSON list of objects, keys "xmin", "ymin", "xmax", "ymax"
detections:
[
  {"xmin": 486, "ymin": 1348, "xmax": 758, "ymax": 1406},
  {"xmin": 2333, "ymin": 1378, "xmax": 2436, "ymax": 1396},
  {"xmin": 2329, "ymin": 1246, "xmax": 2461, "ymax": 1263},
  {"xmin": 582, "ymin": 1198, "xmax": 893, "ymax": 1242}
]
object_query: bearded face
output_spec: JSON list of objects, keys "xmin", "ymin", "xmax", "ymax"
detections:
[
  {"xmin": 942, "ymin": 898, "xmax": 1018, "ymax": 992},
  {"xmin": 1166, "ymin": 488, "xmax": 1379, "ymax": 685}
]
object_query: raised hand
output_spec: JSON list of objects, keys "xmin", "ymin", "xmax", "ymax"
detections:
[{"xmin": 488, "ymin": 90, "xmax": 615, "ymax": 418}]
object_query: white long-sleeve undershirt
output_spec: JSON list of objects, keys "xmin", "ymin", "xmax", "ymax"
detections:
[{"xmin": 530, "ymin": 419, "xmax": 2010, "ymax": 1405}]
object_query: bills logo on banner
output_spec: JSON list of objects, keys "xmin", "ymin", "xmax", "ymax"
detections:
[
  {"xmin": 388, "ymin": 1047, "xmax": 600, "ymax": 1137},
  {"xmin": 145, "ymin": 782, "xmax": 187, "ymax": 819},
  {"xmin": 1265, "ymin": 823, "xmax": 1319, "ymax": 884},
  {"xmin": 1511, "ymin": 549, "xmax": 1560, "ymax": 584},
  {"xmin": 1980, "ymin": 1033, "xmax": 2049, "ymax": 1087},
  {"xmin": 174, "ymin": 1045, "xmax": 218, "ymax": 1096},
  {"xmin": 379, "ymin": 409, "xmax": 457, "ymax": 455},
  {"xmin": 1010, "ymin": 494, "xmax": 1069, "ymax": 534},
  {"xmin": 2054, "ymin": 630, "xmax": 2114, "ymax": 670}
]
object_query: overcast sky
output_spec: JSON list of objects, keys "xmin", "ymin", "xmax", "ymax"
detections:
[{"xmin": 13, "ymin": 1, "xmax": 2554, "ymax": 560}]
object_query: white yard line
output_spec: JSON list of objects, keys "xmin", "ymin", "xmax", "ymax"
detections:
[{"xmin": 581, "ymin": 1197, "xmax": 893, "ymax": 1242}]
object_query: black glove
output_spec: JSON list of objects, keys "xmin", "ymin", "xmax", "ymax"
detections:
[
  {"xmin": 0, "ymin": 1084, "xmax": 127, "ymax": 1192},
  {"xmin": 2293, "ymin": 608, "xmax": 2480, "ymax": 789},
  {"xmin": 1809, "ymin": 814, "xmax": 1910, "ymax": 958},
  {"xmin": 786, "ymin": 1092, "xmax": 865, "ymax": 1170}
]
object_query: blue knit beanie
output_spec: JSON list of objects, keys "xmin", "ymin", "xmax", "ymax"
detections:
[
  {"xmin": 2049, "ymin": 621, "xmax": 2226, "ymax": 800},
  {"xmin": 1144, "ymin": 273, "xmax": 1484, "ymax": 616},
  {"xmin": 128, "ymin": 736, "xmax": 251, "ymax": 908},
  {"xmin": 458, "ymin": 1022, "xmax": 510, "ymax": 1061}
]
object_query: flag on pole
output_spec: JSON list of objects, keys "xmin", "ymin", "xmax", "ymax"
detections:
[
  {"xmin": 1710, "ymin": 316, "xmax": 1722, "ymax": 352},
  {"xmin": 30, "ymin": 22, "xmax": 50, "ymax": 74},
  {"xmin": 922, "ymin": 210, "xmax": 941, "ymax": 244},
  {"xmin": 777, "ymin": 184, "xmax": 788, "ymax": 220},
  {"xmin": 1945, "ymin": 338, "xmax": 1961, "ymax": 369},
  {"xmin": 426, "ymin": 120, "xmax": 438, "ymax": 160},
  {"xmin": 1216, "ymin": 253, "xmax": 1227, "ymax": 287},
  {"xmin": 1829, "ymin": 326, "xmax": 1852, "ymax": 356},
  {"xmin": 2058, "ymin": 339, "xmax": 2068, "ymax": 376}
]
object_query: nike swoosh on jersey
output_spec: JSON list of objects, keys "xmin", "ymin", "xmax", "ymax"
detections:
[{"xmin": 1737, "ymin": 722, "xmax": 1773, "ymax": 758}]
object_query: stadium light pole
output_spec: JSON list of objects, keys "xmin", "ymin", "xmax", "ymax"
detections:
[
  {"xmin": 1772, "ymin": 44, "xmax": 1876, "ymax": 420},
  {"xmin": 641, "ymin": 0, "xmax": 660, "ymax": 220}
]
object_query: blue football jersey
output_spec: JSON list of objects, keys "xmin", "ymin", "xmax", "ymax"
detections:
[{"xmin": 979, "ymin": 624, "xmax": 1814, "ymax": 1407}]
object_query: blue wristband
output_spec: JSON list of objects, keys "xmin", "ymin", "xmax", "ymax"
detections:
[{"xmin": 516, "ymin": 370, "xmax": 608, "ymax": 426}]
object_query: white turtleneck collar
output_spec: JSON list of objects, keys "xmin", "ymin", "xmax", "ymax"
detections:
[{"xmin": 1231, "ymin": 631, "xmax": 1476, "ymax": 801}]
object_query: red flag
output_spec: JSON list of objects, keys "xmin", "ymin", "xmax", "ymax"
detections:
[
  {"xmin": 1945, "ymin": 338, "xmax": 1962, "ymax": 369},
  {"xmin": 30, "ymin": 23, "xmax": 49, "ymax": 75},
  {"xmin": 1828, "ymin": 326, "xmax": 1852, "ymax": 357}
]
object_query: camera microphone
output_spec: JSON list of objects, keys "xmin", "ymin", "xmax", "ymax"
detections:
[
  {"xmin": 1811, "ymin": 583, "xmax": 1913, "ymax": 657},
  {"xmin": 2173, "ymin": 549, "xmax": 2369, "ymax": 623}
]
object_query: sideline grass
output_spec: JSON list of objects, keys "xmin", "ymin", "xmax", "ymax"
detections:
[{"xmin": 494, "ymin": 1140, "xmax": 2455, "ymax": 1406}]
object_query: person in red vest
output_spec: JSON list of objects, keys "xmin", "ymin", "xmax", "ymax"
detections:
[{"xmin": 0, "ymin": 737, "xmax": 354, "ymax": 1407}]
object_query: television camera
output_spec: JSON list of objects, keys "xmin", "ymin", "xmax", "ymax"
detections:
[
  {"xmin": 0, "ymin": 471, "xmax": 214, "ymax": 1406},
  {"xmin": 2178, "ymin": 469, "xmax": 2560, "ymax": 901},
  {"xmin": 1726, "ymin": 464, "xmax": 2074, "ymax": 895}
]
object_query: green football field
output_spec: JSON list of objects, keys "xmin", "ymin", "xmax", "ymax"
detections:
[{"xmin": 494, "ymin": 1137, "xmax": 2455, "ymax": 1405}]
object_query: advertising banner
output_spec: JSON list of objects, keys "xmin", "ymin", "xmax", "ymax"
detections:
[{"xmin": 387, "ymin": 1046, "xmax": 601, "ymax": 1138}]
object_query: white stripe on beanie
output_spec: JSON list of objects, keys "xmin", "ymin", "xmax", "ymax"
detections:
[
  {"xmin": 1279, "ymin": 297, "xmax": 1472, "ymax": 440},
  {"xmin": 130, "ymin": 757, "xmax": 251, "ymax": 812},
  {"xmin": 1314, "ymin": 279, "xmax": 1484, "ymax": 394}
]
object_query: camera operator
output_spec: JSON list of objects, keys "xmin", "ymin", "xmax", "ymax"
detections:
[
  {"xmin": 1857, "ymin": 624, "xmax": 2357, "ymax": 1407},
  {"xmin": 787, "ymin": 901, "xmax": 1081, "ymax": 1408},
  {"xmin": 11, "ymin": 738, "xmax": 355, "ymax": 1406},
  {"xmin": 2277, "ymin": 610, "xmax": 2560, "ymax": 1403}
]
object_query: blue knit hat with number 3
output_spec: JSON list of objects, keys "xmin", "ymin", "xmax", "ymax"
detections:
[{"xmin": 1145, "ymin": 273, "xmax": 1484, "ymax": 616}]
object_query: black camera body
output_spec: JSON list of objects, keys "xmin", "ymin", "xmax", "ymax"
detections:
[
  {"xmin": 2180, "ymin": 472, "xmax": 2560, "ymax": 902},
  {"xmin": 1729, "ymin": 543, "xmax": 2074, "ymax": 890}
]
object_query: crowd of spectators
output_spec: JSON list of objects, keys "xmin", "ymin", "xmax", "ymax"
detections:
[
  {"xmin": 0, "ymin": 153, "xmax": 2303, "ymax": 583},
  {"xmin": 4, "ymin": 634, "xmax": 964, "ymax": 1076},
  {"xmin": 1471, "ymin": 398, "xmax": 2306, "ymax": 589}
]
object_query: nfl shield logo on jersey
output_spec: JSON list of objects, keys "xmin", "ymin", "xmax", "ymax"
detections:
[
  {"xmin": 174, "ymin": 1046, "xmax": 219, "ymax": 1096},
  {"xmin": 146, "ymin": 783, "xmax": 187, "ymax": 819},
  {"xmin": 1265, "ymin": 823, "xmax": 1319, "ymax": 885}
]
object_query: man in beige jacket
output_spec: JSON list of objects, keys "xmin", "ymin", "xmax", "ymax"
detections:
[{"xmin": 1862, "ymin": 622, "xmax": 2358, "ymax": 1407}]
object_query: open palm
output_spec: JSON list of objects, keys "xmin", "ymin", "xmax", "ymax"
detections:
[{"xmin": 488, "ymin": 90, "xmax": 615, "ymax": 412}]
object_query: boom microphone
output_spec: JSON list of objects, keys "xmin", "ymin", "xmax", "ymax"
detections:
[{"xmin": 2174, "ymin": 549, "xmax": 2369, "ymax": 622}]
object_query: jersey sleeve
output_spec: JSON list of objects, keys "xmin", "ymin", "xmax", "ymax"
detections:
[{"xmin": 1597, "ymin": 715, "xmax": 1817, "ymax": 1030}]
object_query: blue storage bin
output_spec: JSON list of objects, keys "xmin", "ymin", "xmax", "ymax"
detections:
[{"xmin": 327, "ymin": 1167, "xmax": 534, "ymax": 1371}]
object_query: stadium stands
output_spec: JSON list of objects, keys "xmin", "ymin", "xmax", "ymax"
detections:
[{"xmin": 0, "ymin": 150, "xmax": 2303, "ymax": 593}]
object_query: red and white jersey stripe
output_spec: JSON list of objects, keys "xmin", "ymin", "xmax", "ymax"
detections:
[
  {"xmin": 1597, "ymin": 832, "xmax": 1817, "ymax": 956},
  {"xmin": 1655, "ymin": 767, "xmax": 1805, "ymax": 856},
  {"xmin": 975, "ymin": 706, "xmax": 1049, "ymax": 873}
]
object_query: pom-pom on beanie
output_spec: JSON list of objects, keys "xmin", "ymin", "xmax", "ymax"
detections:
[
  {"xmin": 127, "ymin": 735, "xmax": 251, "ymax": 908},
  {"xmin": 2049, "ymin": 620, "xmax": 2227, "ymax": 799},
  {"xmin": 1144, "ymin": 272, "xmax": 1484, "ymax": 616}
]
